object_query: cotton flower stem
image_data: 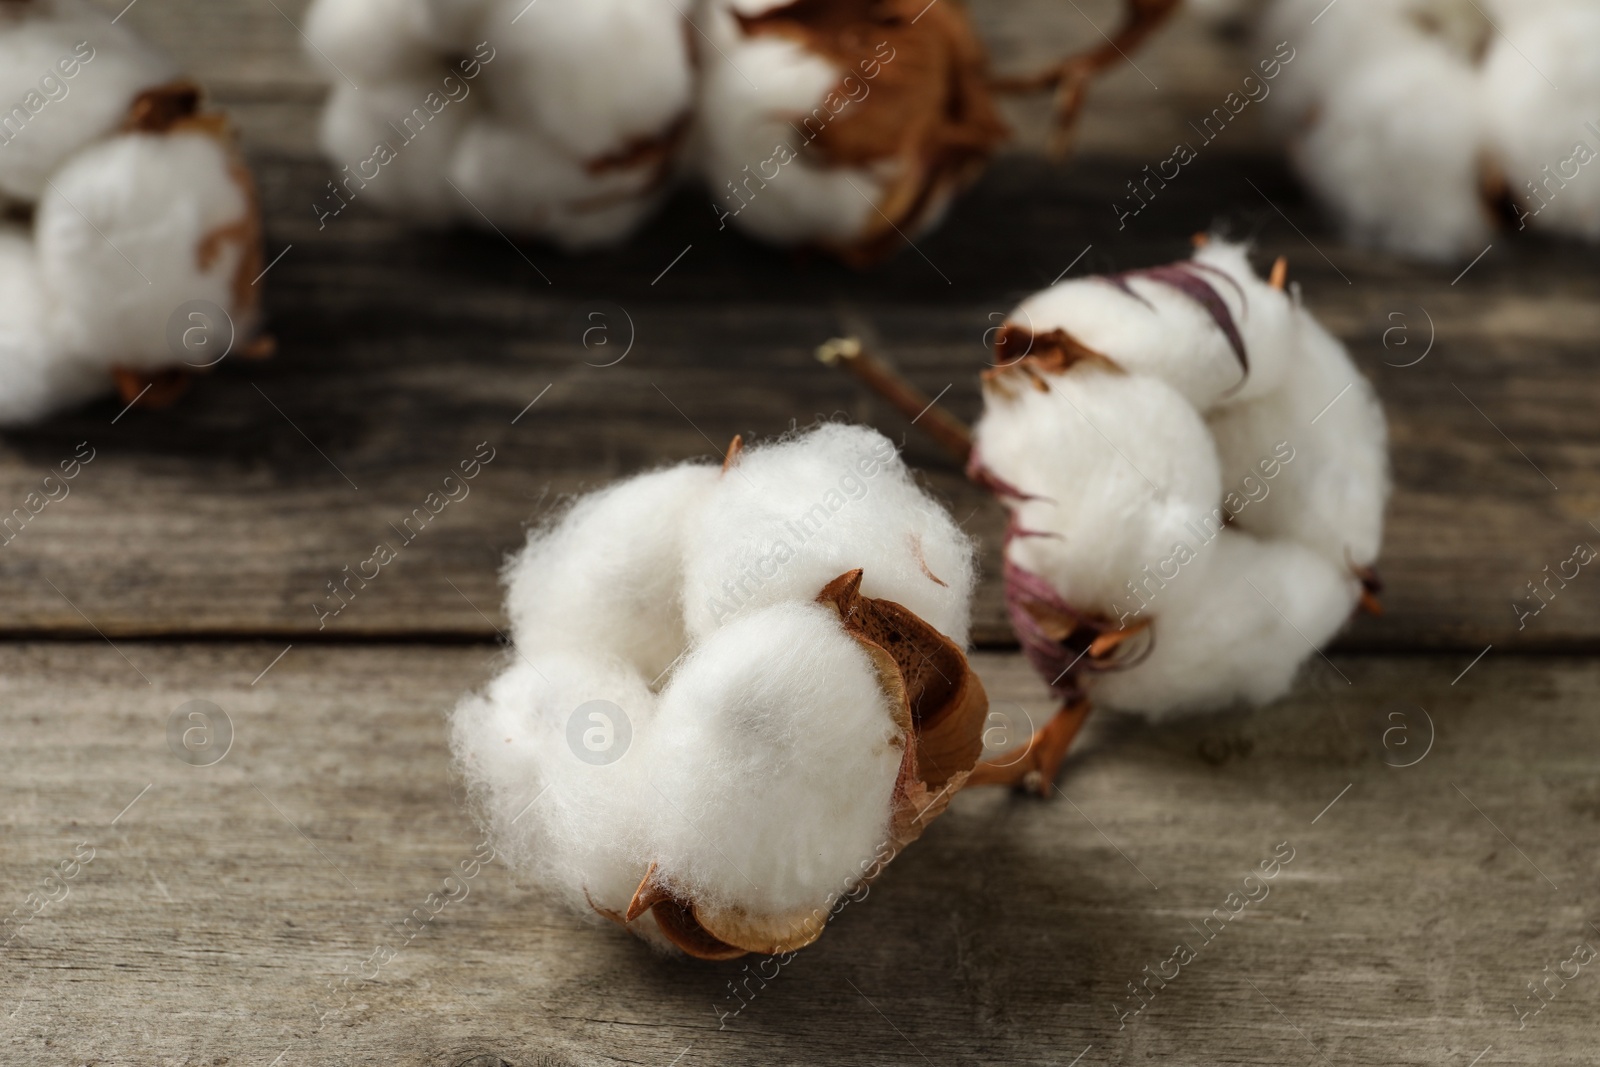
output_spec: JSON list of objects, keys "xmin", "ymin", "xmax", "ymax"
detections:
[
  {"xmin": 816, "ymin": 337, "xmax": 973, "ymax": 466},
  {"xmin": 991, "ymin": 0, "xmax": 1183, "ymax": 156},
  {"xmin": 966, "ymin": 698, "xmax": 1092, "ymax": 797}
]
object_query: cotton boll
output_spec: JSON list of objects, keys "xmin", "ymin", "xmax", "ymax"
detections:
[
  {"xmin": 694, "ymin": 0, "xmax": 1008, "ymax": 262},
  {"xmin": 1261, "ymin": 0, "xmax": 1479, "ymax": 129},
  {"xmin": 448, "ymin": 116, "xmax": 670, "ymax": 250},
  {"xmin": 36, "ymin": 126, "xmax": 260, "ymax": 372},
  {"xmin": 1207, "ymin": 305, "xmax": 1389, "ymax": 568},
  {"xmin": 960, "ymin": 243, "xmax": 1387, "ymax": 744},
  {"xmin": 318, "ymin": 80, "xmax": 476, "ymax": 223},
  {"xmin": 1092, "ymin": 531, "xmax": 1355, "ymax": 717},
  {"xmin": 1483, "ymin": 4, "xmax": 1600, "ymax": 241},
  {"xmin": 504, "ymin": 463, "xmax": 721, "ymax": 682},
  {"xmin": 974, "ymin": 368, "xmax": 1224, "ymax": 615},
  {"xmin": 303, "ymin": 0, "xmax": 690, "ymax": 247},
  {"xmin": 457, "ymin": 426, "xmax": 986, "ymax": 956},
  {"xmin": 1261, "ymin": 0, "xmax": 1600, "ymax": 258},
  {"xmin": 644, "ymin": 602, "xmax": 901, "ymax": 919},
  {"xmin": 451, "ymin": 652, "xmax": 660, "ymax": 919},
  {"xmin": 1289, "ymin": 45, "xmax": 1489, "ymax": 260},
  {"xmin": 681, "ymin": 424, "xmax": 976, "ymax": 645},
  {"xmin": 478, "ymin": 0, "xmax": 693, "ymax": 164},
  {"xmin": 0, "ymin": 226, "xmax": 102, "ymax": 425},
  {"xmin": 0, "ymin": 0, "xmax": 178, "ymax": 202}
]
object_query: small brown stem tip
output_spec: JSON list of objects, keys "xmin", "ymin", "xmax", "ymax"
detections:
[{"xmin": 817, "ymin": 336, "xmax": 973, "ymax": 466}]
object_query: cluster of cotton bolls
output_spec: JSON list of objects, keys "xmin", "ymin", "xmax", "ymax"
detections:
[
  {"xmin": 451, "ymin": 425, "xmax": 988, "ymax": 959},
  {"xmin": 961, "ymin": 239, "xmax": 1388, "ymax": 788},
  {"xmin": 302, "ymin": 0, "xmax": 1173, "ymax": 261},
  {"xmin": 1262, "ymin": 0, "xmax": 1600, "ymax": 260},
  {"xmin": 0, "ymin": 0, "xmax": 267, "ymax": 425}
]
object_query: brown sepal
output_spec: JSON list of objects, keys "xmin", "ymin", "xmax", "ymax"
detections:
[
  {"xmin": 984, "ymin": 325, "xmax": 1123, "ymax": 400},
  {"xmin": 122, "ymin": 80, "xmax": 204, "ymax": 133},
  {"xmin": 815, "ymin": 569, "xmax": 988, "ymax": 847},
  {"xmin": 739, "ymin": 0, "xmax": 1009, "ymax": 266},
  {"xmin": 112, "ymin": 367, "xmax": 191, "ymax": 409}
]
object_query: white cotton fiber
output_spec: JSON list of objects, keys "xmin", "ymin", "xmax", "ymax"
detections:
[
  {"xmin": 977, "ymin": 369, "xmax": 1223, "ymax": 612},
  {"xmin": 451, "ymin": 652, "xmax": 661, "ymax": 920},
  {"xmin": 453, "ymin": 424, "xmax": 979, "ymax": 956},
  {"xmin": 447, "ymin": 116, "xmax": 667, "ymax": 250},
  {"xmin": 1291, "ymin": 46, "xmax": 1488, "ymax": 260},
  {"xmin": 301, "ymin": 0, "xmax": 695, "ymax": 249},
  {"xmin": 1208, "ymin": 304, "xmax": 1389, "ymax": 567},
  {"xmin": 37, "ymin": 129, "xmax": 258, "ymax": 371},
  {"xmin": 682, "ymin": 424, "xmax": 975, "ymax": 645},
  {"xmin": 0, "ymin": 0, "xmax": 177, "ymax": 202},
  {"xmin": 317, "ymin": 79, "xmax": 475, "ymax": 223},
  {"xmin": 1264, "ymin": 0, "xmax": 1600, "ymax": 258},
  {"xmin": 974, "ymin": 239, "xmax": 1389, "ymax": 721},
  {"xmin": 1482, "ymin": 4, "xmax": 1600, "ymax": 241},
  {"xmin": 643, "ymin": 602, "xmax": 901, "ymax": 918},
  {"xmin": 504, "ymin": 462, "xmax": 721, "ymax": 683},
  {"xmin": 1092, "ymin": 531, "xmax": 1354, "ymax": 714},
  {"xmin": 478, "ymin": 0, "xmax": 693, "ymax": 164},
  {"xmin": 0, "ymin": 225, "xmax": 102, "ymax": 425}
]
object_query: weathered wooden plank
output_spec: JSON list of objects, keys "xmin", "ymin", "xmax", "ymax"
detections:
[
  {"xmin": 1, "ymin": 147, "xmax": 1595, "ymax": 648},
  {"xmin": 2, "ymin": 643, "xmax": 1596, "ymax": 1065}
]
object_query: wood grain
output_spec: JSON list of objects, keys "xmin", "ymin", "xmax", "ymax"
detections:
[{"xmin": 2, "ymin": 642, "xmax": 1596, "ymax": 1066}]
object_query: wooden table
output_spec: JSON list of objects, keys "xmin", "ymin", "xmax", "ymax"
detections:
[{"xmin": 3, "ymin": 2, "xmax": 1597, "ymax": 1064}]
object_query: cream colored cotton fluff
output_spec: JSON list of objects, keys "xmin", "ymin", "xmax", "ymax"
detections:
[
  {"xmin": 0, "ymin": 7, "xmax": 265, "ymax": 425},
  {"xmin": 0, "ymin": 0, "xmax": 177, "ymax": 202},
  {"xmin": 973, "ymin": 239, "xmax": 1389, "ymax": 720},
  {"xmin": 0, "ymin": 225, "xmax": 101, "ymax": 424},
  {"xmin": 303, "ymin": 0, "xmax": 694, "ymax": 249},
  {"xmin": 453, "ymin": 425, "xmax": 978, "ymax": 957},
  {"xmin": 1264, "ymin": 0, "xmax": 1600, "ymax": 259},
  {"xmin": 1482, "ymin": 2, "xmax": 1600, "ymax": 241},
  {"xmin": 38, "ymin": 127, "xmax": 259, "ymax": 372}
]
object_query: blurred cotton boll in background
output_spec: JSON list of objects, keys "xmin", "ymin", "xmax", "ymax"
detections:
[
  {"xmin": 304, "ymin": 0, "xmax": 696, "ymax": 249},
  {"xmin": 301, "ymin": 0, "xmax": 1183, "ymax": 262},
  {"xmin": 1261, "ymin": 0, "xmax": 1600, "ymax": 260},
  {"xmin": 0, "ymin": 2, "xmax": 268, "ymax": 425}
]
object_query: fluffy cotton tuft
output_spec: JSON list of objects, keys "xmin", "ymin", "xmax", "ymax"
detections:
[
  {"xmin": 453, "ymin": 425, "xmax": 981, "ymax": 958},
  {"xmin": 973, "ymin": 239, "xmax": 1389, "ymax": 720},
  {"xmin": 0, "ymin": 8, "xmax": 266, "ymax": 425},
  {"xmin": 0, "ymin": 0, "xmax": 177, "ymax": 202},
  {"xmin": 1263, "ymin": 0, "xmax": 1600, "ymax": 259},
  {"xmin": 303, "ymin": 0, "xmax": 695, "ymax": 249}
]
